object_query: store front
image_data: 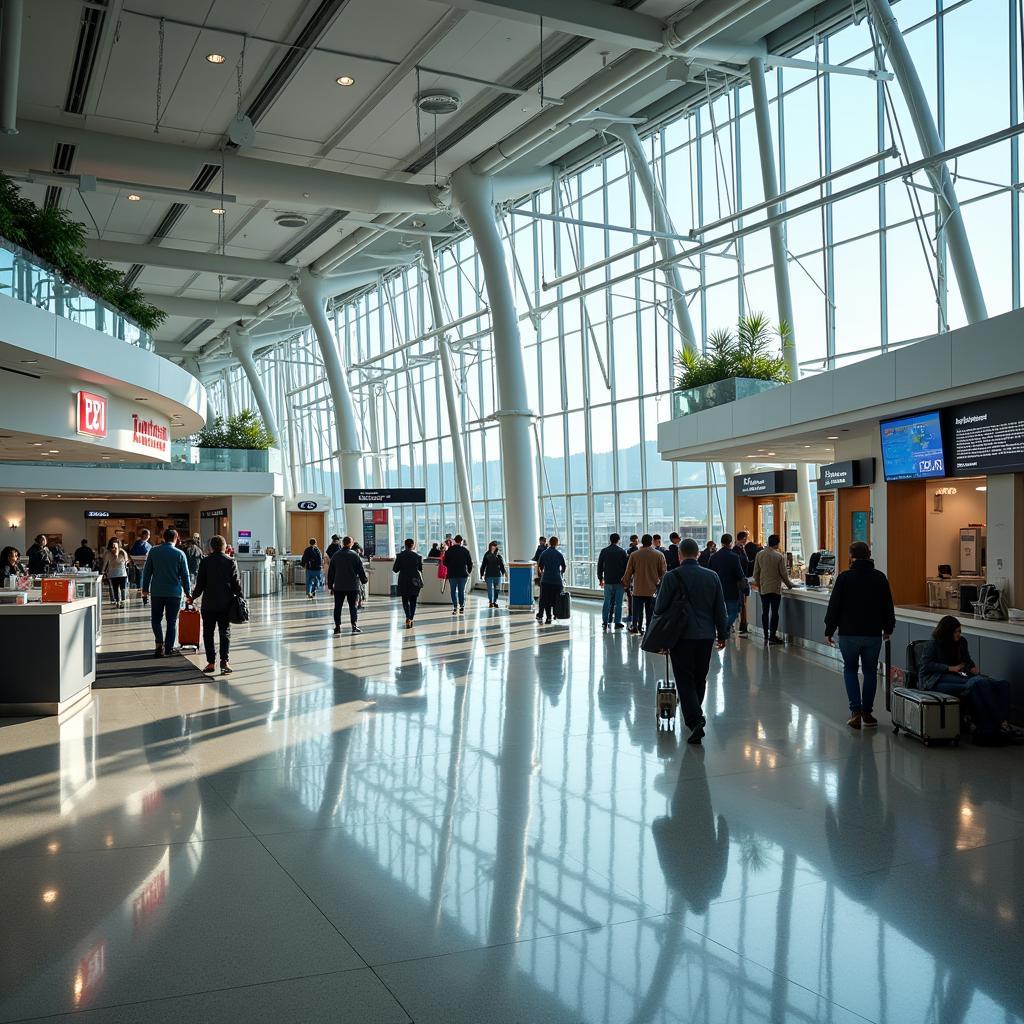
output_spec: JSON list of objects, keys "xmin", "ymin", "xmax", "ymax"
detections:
[
  {"xmin": 734, "ymin": 470, "xmax": 797, "ymax": 549},
  {"xmin": 816, "ymin": 459, "xmax": 875, "ymax": 559}
]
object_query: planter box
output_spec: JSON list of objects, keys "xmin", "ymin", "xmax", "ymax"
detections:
[{"xmin": 672, "ymin": 376, "xmax": 782, "ymax": 418}]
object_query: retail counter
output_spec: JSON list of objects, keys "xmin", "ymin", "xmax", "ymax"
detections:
[
  {"xmin": 235, "ymin": 554, "xmax": 279, "ymax": 597},
  {"xmin": 751, "ymin": 586, "xmax": 1024, "ymax": 722},
  {"xmin": 0, "ymin": 597, "xmax": 97, "ymax": 716}
]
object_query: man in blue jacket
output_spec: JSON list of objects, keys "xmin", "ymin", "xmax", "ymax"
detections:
[
  {"xmin": 141, "ymin": 528, "xmax": 192, "ymax": 657},
  {"xmin": 653, "ymin": 538, "xmax": 728, "ymax": 745}
]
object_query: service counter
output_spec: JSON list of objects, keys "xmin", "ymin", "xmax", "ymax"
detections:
[
  {"xmin": 367, "ymin": 556, "xmax": 395, "ymax": 597},
  {"xmin": 235, "ymin": 554, "xmax": 279, "ymax": 597},
  {"xmin": 419, "ymin": 558, "xmax": 450, "ymax": 604},
  {"xmin": 751, "ymin": 586, "xmax": 1024, "ymax": 722},
  {"xmin": 0, "ymin": 596, "xmax": 97, "ymax": 716}
]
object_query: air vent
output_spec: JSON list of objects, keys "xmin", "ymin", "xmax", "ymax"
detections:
[
  {"xmin": 275, "ymin": 213, "xmax": 309, "ymax": 228},
  {"xmin": 416, "ymin": 90, "xmax": 461, "ymax": 116},
  {"xmin": 65, "ymin": 2, "xmax": 107, "ymax": 115},
  {"xmin": 44, "ymin": 143, "xmax": 76, "ymax": 210}
]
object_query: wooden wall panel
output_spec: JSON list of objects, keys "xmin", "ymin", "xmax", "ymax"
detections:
[{"xmin": 886, "ymin": 481, "xmax": 927, "ymax": 605}]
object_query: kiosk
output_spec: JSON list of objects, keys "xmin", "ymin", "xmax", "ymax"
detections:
[{"xmin": 734, "ymin": 470, "xmax": 798, "ymax": 549}]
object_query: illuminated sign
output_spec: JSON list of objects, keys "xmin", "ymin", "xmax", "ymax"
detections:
[
  {"xmin": 131, "ymin": 414, "xmax": 169, "ymax": 454},
  {"xmin": 76, "ymin": 391, "xmax": 108, "ymax": 438},
  {"xmin": 297, "ymin": 500, "xmax": 318, "ymax": 510},
  {"xmin": 344, "ymin": 488, "xmax": 427, "ymax": 504}
]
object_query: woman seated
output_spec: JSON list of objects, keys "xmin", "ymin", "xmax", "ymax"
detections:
[
  {"xmin": 1, "ymin": 546, "xmax": 25, "ymax": 581},
  {"xmin": 919, "ymin": 615, "xmax": 1015, "ymax": 741}
]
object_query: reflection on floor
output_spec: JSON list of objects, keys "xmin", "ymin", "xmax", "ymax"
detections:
[{"xmin": 1, "ymin": 590, "xmax": 1022, "ymax": 1024}]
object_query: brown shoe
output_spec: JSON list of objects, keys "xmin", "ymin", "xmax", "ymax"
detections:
[
  {"xmin": 861, "ymin": 712, "xmax": 878, "ymax": 727},
  {"xmin": 847, "ymin": 712, "xmax": 862, "ymax": 730}
]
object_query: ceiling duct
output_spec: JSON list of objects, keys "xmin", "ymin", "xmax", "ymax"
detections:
[
  {"xmin": 416, "ymin": 90, "xmax": 462, "ymax": 116},
  {"xmin": 275, "ymin": 213, "xmax": 309, "ymax": 228}
]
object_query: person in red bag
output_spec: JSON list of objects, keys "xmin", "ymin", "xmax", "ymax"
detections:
[{"xmin": 189, "ymin": 535, "xmax": 242, "ymax": 674}]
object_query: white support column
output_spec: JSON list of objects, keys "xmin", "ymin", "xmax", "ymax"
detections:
[
  {"xmin": 420, "ymin": 238, "xmax": 480, "ymax": 561},
  {"xmin": 749, "ymin": 57, "xmax": 816, "ymax": 557},
  {"xmin": 603, "ymin": 122, "xmax": 697, "ymax": 351},
  {"xmin": 221, "ymin": 368, "xmax": 237, "ymax": 417},
  {"xmin": 367, "ymin": 386, "xmax": 383, "ymax": 489},
  {"xmin": 865, "ymin": 0, "xmax": 987, "ymax": 325},
  {"xmin": 0, "ymin": 0, "xmax": 23, "ymax": 135},
  {"xmin": 452, "ymin": 166, "xmax": 538, "ymax": 563},
  {"xmin": 230, "ymin": 327, "xmax": 287, "ymax": 551},
  {"xmin": 297, "ymin": 269, "xmax": 365, "ymax": 540}
]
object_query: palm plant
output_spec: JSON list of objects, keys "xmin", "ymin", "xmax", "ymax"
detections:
[{"xmin": 674, "ymin": 312, "xmax": 792, "ymax": 391}]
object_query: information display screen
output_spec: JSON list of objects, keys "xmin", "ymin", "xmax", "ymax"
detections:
[
  {"xmin": 880, "ymin": 411, "xmax": 946, "ymax": 480},
  {"xmin": 950, "ymin": 394, "xmax": 1024, "ymax": 475}
]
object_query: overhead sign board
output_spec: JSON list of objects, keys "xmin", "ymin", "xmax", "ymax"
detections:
[
  {"xmin": 818, "ymin": 458, "xmax": 876, "ymax": 490},
  {"xmin": 130, "ymin": 413, "xmax": 170, "ymax": 460},
  {"xmin": 734, "ymin": 470, "xmax": 798, "ymax": 497},
  {"xmin": 950, "ymin": 393, "xmax": 1024, "ymax": 475},
  {"xmin": 201, "ymin": 508, "xmax": 228, "ymax": 519},
  {"xmin": 344, "ymin": 488, "xmax": 427, "ymax": 505},
  {"xmin": 287, "ymin": 494, "xmax": 331, "ymax": 512},
  {"xmin": 76, "ymin": 391, "xmax": 108, "ymax": 438}
]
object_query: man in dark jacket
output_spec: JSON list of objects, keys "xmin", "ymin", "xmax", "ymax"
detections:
[
  {"xmin": 654, "ymin": 539, "xmax": 728, "ymax": 744},
  {"xmin": 665, "ymin": 532, "xmax": 681, "ymax": 570},
  {"xmin": 190, "ymin": 534, "xmax": 242, "ymax": 674},
  {"xmin": 328, "ymin": 537, "xmax": 368, "ymax": 634},
  {"xmin": 300, "ymin": 539, "xmax": 324, "ymax": 600},
  {"xmin": 597, "ymin": 532, "xmax": 629, "ymax": 631},
  {"xmin": 735, "ymin": 531, "xmax": 753, "ymax": 636},
  {"xmin": 708, "ymin": 534, "xmax": 747, "ymax": 634},
  {"xmin": 824, "ymin": 541, "xmax": 896, "ymax": 730},
  {"xmin": 442, "ymin": 535, "xmax": 474, "ymax": 615},
  {"xmin": 393, "ymin": 538, "xmax": 424, "ymax": 628},
  {"xmin": 26, "ymin": 535, "xmax": 54, "ymax": 574},
  {"xmin": 325, "ymin": 535, "xmax": 342, "ymax": 560},
  {"xmin": 74, "ymin": 539, "xmax": 96, "ymax": 568},
  {"xmin": 697, "ymin": 540, "xmax": 717, "ymax": 567}
]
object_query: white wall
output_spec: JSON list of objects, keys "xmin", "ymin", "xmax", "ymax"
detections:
[
  {"xmin": 925, "ymin": 482, "xmax": 986, "ymax": 576},
  {"xmin": 0, "ymin": 463, "xmax": 280, "ymax": 497},
  {"xmin": 230, "ymin": 496, "xmax": 277, "ymax": 552}
]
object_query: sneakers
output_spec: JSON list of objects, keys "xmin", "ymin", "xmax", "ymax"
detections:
[
  {"xmin": 687, "ymin": 722, "xmax": 706, "ymax": 745},
  {"xmin": 459, "ymin": 606, "xmax": 465, "ymax": 614},
  {"xmin": 615, "ymin": 622, "xmax": 625, "ymax": 629},
  {"xmin": 847, "ymin": 712, "xmax": 862, "ymax": 730},
  {"xmin": 453, "ymin": 608, "xmax": 459, "ymax": 616},
  {"xmin": 153, "ymin": 645, "xmax": 164, "ymax": 658},
  {"xmin": 861, "ymin": 712, "xmax": 878, "ymax": 728},
  {"xmin": 333, "ymin": 626, "xmax": 341, "ymax": 635},
  {"xmin": 351, "ymin": 625, "xmax": 362, "ymax": 634},
  {"xmin": 602, "ymin": 623, "xmax": 609, "ymax": 632},
  {"xmin": 768, "ymin": 636, "xmax": 785, "ymax": 646},
  {"xmin": 203, "ymin": 663, "xmax": 216, "ymax": 674},
  {"xmin": 221, "ymin": 663, "xmax": 233, "ymax": 674}
]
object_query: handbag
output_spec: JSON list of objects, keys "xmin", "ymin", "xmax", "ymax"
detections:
[
  {"xmin": 228, "ymin": 592, "xmax": 249, "ymax": 625},
  {"xmin": 640, "ymin": 575, "xmax": 692, "ymax": 653},
  {"xmin": 411, "ymin": 570, "xmax": 424, "ymax": 591}
]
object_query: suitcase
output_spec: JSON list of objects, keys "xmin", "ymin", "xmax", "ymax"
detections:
[
  {"xmin": 177, "ymin": 606, "xmax": 201, "ymax": 652},
  {"xmin": 554, "ymin": 590, "xmax": 571, "ymax": 620},
  {"xmin": 891, "ymin": 688, "xmax": 960, "ymax": 746},
  {"xmin": 657, "ymin": 657, "xmax": 677, "ymax": 730}
]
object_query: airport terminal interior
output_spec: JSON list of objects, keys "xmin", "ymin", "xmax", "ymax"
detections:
[{"xmin": 1, "ymin": 0, "xmax": 1024, "ymax": 1021}]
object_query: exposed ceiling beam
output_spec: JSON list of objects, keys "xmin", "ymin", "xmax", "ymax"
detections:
[
  {"xmin": 439, "ymin": 0, "xmax": 665, "ymax": 51},
  {"xmin": 145, "ymin": 295, "xmax": 273, "ymax": 321},
  {"xmin": 86, "ymin": 239, "xmax": 298, "ymax": 282}
]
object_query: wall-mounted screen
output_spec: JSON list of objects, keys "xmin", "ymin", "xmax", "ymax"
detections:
[
  {"xmin": 880, "ymin": 411, "xmax": 946, "ymax": 481},
  {"xmin": 950, "ymin": 393, "xmax": 1024, "ymax": 475}
]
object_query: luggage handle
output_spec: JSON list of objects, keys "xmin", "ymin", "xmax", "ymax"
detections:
[{"xmin": 884, "ymin": 637, "xmax": 892, "ymax": 714}]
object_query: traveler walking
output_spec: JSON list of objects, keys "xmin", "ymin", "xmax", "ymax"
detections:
[
  {"xmin": 393, "ymin": 538, "xmax": 424, "ymax": 628},
  {"xmin": 74, "ymin": 539, "xmax": 96, "ymax": 569},
  {"xmin": 442, "ymin": 535, "xmax": 474, "ymax": 615},
  {"xmin": 708, "ymin": 534, "xmax": 747, "ymax": 634},
  {"xmin": 698, "ymin": 540, "xmax": 717, "ymax": 567},
  {"xmin": 918, "ymin": 615, "xmax": 1014, "ymax": 741},
  {"xmin": 753, "ymin": 534, "xmax": 793, "ymax": 646},
  {"xmin": 742, "ymin": 534, "xmax": 762, "ymax": 566},
  {"xmin": 654, "ymin": 538, "xmax": 729, "ymax": 744},
  {"xmin": 26, "ymin": 535, "xmax": 54, "ymax": 575},
  {"xmin": 101, "ymin": 539, "xmax": 130, "ymax": 607},
  {"xmin": 190, "ymin": 534, "xmax": 242, "ymax": 674},
  {"xmin": 481, "ymin": 541, "xmax": 507, "ymax": 607},
  {"xmin": 824, "ymin": 541, "xmax": 896, "ymax": 729},
  {"xmin": 184, "ymin": 534, "xmax": 204, "ymax": 579},
  {"xmin": 141, "ymin": 529, "xmax": 192, "ymax": 657},
  {"xmin": 532, "ymin": 536, "xmax": 548, "ymax": 564},
  {"xmin": 130, "ymin": 529, "xmax": 153, "ymax": 604},
  {"xmin": 622, "ymin": 535, "xmax": 667, "ymax": 636},
  {"xmin": 300, "ymin": 538, "xmax": 325, "ymax": 599},
  {"xmin": 665, "ymin": 532, "xmax": 681, "ymax": 570},
  {"xmin": 536, "ymin": 536, "xmax": 566, "ymax": 624},
  {"xmin": 325, "ymin": 535, "xmax": 342, "ymax": 560},
  {"xmin": 437, "ymin": 539, "xmax": 450, "ymax": 587},
  {"xmin": 625, "ymin": 534, "xmax": 640, "ymax": 624},
  {"xmin": 653, "ymin": 535, "xmax": 667, "ymax": 559},
  {"xmin": 597, "ymin": 532, "xmax": 629, "ymax": 631},
  {"xmin": 734, "ymin": 531, "xmax": 753, "ymax": 636},
  {"xmin": 328, "ymin": 536, "xmax": 368, "ymax": 634}
]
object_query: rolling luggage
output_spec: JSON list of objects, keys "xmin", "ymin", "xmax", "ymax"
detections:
[
  {"xmin": 554, "ymin": 589, "xmax": 571, "ymax": 620},
  {"xmin": 177, "ymin": 606, "xmax": 201, "ymax": 652},
  {"xmin": 657, "ymin": 656, "xmax": 677, "ymax": 730},
  {"xmin": 891, "ymin": 688, "xmax": 960, "ymax": 746}
]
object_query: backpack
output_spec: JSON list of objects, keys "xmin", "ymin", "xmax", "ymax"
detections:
[
  {"xmin": 305, "ymin": 547, "xmax": 323, "ymax": 571},
  {"xmin": 186, "ymin": 544, "xmax": 202, "ymax": 575}
]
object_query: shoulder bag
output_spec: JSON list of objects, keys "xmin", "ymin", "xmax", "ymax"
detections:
[
  {"xmin": 640, "ymin": 573, "xmax": 692, "ymax": 653},
  {"xmin": 228, "ymin": 592, "xmax": 250, "ymax": 625}
]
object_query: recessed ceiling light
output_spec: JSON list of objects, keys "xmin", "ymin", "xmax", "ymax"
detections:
[
  {"xmin": 211, "ymin": 208, "xmax": 226, "ymax": 216},
  {"xmin": 335, "ymin": 75, "xmax": 355, "ymax": 87},
  {"xmin": 766, "ymin": 451, "xmax": 776, "ymax": 456},
  {"xmin": 134, "ymin": 397, "xmax": 148, "ymax": 402},
  {"xmin": 127, "ymin": 193, "xmax": 142, "ymax": 201},
  {"xmin": 49, "ymin": 449, "xmax": 60, "ymax": 454},
  {"xmin": 206, "ymin": 53, "xmax": 226, "ymax": 64},
  {"xmin": 827, "ymin": 435, "xmax": 839, "ymax": 440},
  {"xmin": 31, "ymin": 442, "xmax": 43, "ymax": 446},
  {"xmin": 101, "ymin": 456, "xmax": 111, "ymax": 460},
  {"xmin": 41, "ymin": 494, "xmax": 48, "ymax": 497},
  {"xmin": 804, "ymin": 445, "xmax": 812, "ymax": 448},
  {"xmin": 21, "ymin": 359, "xmax": 38, "ymax": 364}
]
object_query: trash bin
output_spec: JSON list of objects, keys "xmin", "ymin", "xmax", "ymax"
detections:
[{"xmin": 241, "ymin": 570, "xmax": 252, "ymax": 598}]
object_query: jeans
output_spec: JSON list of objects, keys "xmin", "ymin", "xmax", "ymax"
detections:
[
  {"xmin": 724, "ymin": 598, "xmax": 741, "ymax": 631},
  {"xmin": 761, "ymin": 592, "xmax": 781, "ymax": 638},
  {"xmin": 837, "ymin": 635, "xmax": 883, "ymax": 713},
  {"xmin": 334, "ymin": 590, "xmax": 359, "ymax": 627},
  {"xmin": 108, "ymin": 576, "xmax": 127, "ymax": 602},
  {"xmin": 402, "ymin": 594, "xmax": 419, "ymax": 620},
  {"xmin": 306, "ymin": 569, "xmax": 323, "ymax": 596},
  {"xmin": 150, "ymin": 594, "xmax": 181, "ymax": 653},
  {"xmin": 486, "ymin": 576, "xmax": 501, "ymax": 603},
  {"xmin": 669, "ymin": 638, "xmax": 715, "ymax": 729},
  {"xmin": 601, "ymin": 582, "xmax": 624, "ymax": 625},
  {"xmin": 633, "ymin": 595, "xmax": 654, "ymax": 633},
  {"xmin": 538, "ymin": 582, "xmax": 561, "ymax": 619},
  {"xmin": 738, "ymin": 592, "xmax": 748, "ymax": 631},
  {"xmin": 449, "ymin": 576, "xmax": 467, "ymax": 609},
  {"xmin": 202, "ymin": 608, "xmax": 231, "ymax": 664},
  {"xmin": 933, "ymin": 673, "xmax": 1010, "ymax": 735}
]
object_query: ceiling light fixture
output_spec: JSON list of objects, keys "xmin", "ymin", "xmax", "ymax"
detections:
[
  {"xmin": 133, "ymin": 397, "xmax": 149, "ymax": 402},
  {"xmin": 206, "ymin": 53, "xmax": 226, "ymax": 64},
  {"xmin": 827, "ymin": 435, "xmax": 839, "ymax": 440},
  {"xmin": 31, "ymin": 442, "xmax": 43, "ymax": 446},
  {"xmin": 274, "ymin": 213, "xmax": 308, "ymax": 228},
  {"xmin": 211, "ymin": 208, "xmax": 226, "ymax": 216},
  {"xmin": 976, "ymin": 485, "xmax": 988, "ymax": 492},
  {"xmin": 21, "ymin": 359, "xmax": 38, "ymax": 364},
  {"xmin": 335, "ymin": 75, "xmax": 355, "ymax": 87},
  {"xmin": 416, "ymin": 89, "xmax": 462, "ymax": 116},
  {"xmin": 127, "ymin": 193, "xmax": 142, "ymax": 201}
]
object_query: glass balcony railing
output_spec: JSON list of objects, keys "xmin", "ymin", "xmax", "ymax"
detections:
[
  {"xmin": 0, "ymin": 235, "xmax": 153, "ymax": 350},
  {"xmin": 0, "ymin": 445, "xmax": 280, "ymax": 473},
  {"xmin": 671, "ymin": 376, "xmax": 782, "ymax": 418}
]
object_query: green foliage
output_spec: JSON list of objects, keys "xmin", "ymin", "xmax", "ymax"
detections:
[
  {"xmin": 0, "ymin": 172, "xmax": 167, "ymax": 334},
  {"xmin": 674, "ymin": 313, "xmax": 792, "ymax": 390},
  {"xmin": 192, "ymin": 409, "xmax": 276, "ymax": 450}
]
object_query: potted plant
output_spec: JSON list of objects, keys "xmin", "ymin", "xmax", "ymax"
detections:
[
  {"xmin": 192, "ymin": 410, "xmax": 276, "ymax": 450},
  {"xmin": 673, "ymin": 313, "xmax": 792, "ymax": 416}
]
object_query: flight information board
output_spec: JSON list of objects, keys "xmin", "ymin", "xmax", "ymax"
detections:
[{"xmin": 950, "ymin": 394, "xmax": 1024, "ymax": 475}]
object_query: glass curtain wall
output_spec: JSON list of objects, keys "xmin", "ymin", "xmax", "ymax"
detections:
[{"xmin": 226, "ymin": 0, "xmax": 1020, "ymax": 580}]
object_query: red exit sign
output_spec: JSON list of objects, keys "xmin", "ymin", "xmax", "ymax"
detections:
[{"xmin": 77, "ymin": 391, "xmax": 107, "ymax": 437}]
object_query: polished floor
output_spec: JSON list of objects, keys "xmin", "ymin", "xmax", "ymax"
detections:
[{"xmin": 1, "ymin": 589, "xmax": 1022, "ymax": 1024}]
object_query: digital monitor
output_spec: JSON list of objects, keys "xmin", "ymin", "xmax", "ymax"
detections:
[{"xmin": 880, "ymin": 410, "xmax": 946, "ymax": 481}]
